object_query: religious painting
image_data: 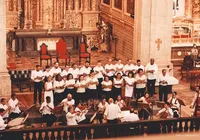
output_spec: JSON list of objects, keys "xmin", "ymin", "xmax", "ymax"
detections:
[
  {"xmin": 103, "ymin": 0, "xmax": 110, "ymax": 5},
  {"xmin": 114, "ymin": 0, "xmax": 122, "ymax": 10},
  {"xmin": 127, "ymin": 0, "xmax": 135, "ymax": 14}
]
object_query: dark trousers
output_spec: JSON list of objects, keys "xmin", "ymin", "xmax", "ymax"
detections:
[
  {"xmin": 113, "ymin": 87, "xmax": 121, "ymax": 100},
  {"xmin": 76, "ymin": 92, "xmax": 86, "ymax": 103},
  {"xmin": 9, "ymin": 112, "xmax": 20, "ymax": 120},
  {"xmin": 107, "ymin": 119, "xmax": 118, "ymax": 137},
  {"xmin": 147, "ymin": 79, "xmax": 156, "ymax": 96},
  {"xmin": 54, "ymin": 92, "xmax": 64, "ymax": 106},
  {"xmin": 87, "ymin": 89, "xmax": 98, "ymax": 100},
  {"xmin": 135, "ymin": 88, "xmax": 146, "ymax": 99},
  {"xmin": 42, "ymin": 114, "xmax": 56, "ymax": 127},
  {"xmin": 97, "ymin": 78, "xmax": 103, "ymax": 98},
  {"xmin": 101, "ymin": 90, "xmax": 112, "ymax": 100},
  {"xmin": 159, "ymin": 85, "xmax": 168, "ymax": 103},
  {"xmin": 34, "ymin": 82, "xmax": 43, "ymax": 104}
]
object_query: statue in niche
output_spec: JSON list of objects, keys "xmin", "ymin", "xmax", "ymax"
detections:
[
  {"xmin": 192, "ymin": 0, "xmax": 200, "ymax": 16},
  {"xmin": 114, "ymin": 0, "xmax": 122, "ymax": 10}
]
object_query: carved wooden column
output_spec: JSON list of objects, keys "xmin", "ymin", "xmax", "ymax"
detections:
[
  {"xmin": 13, "ymin": 0, "xmax": 17, "ymax": 11},
  {"xmin": 91, "ymin": 0, "xmax": 96, "ymax": 11},
  {"xmin": 6, "ymin": 0, "xmax": 9, "ymax": 11},
  {"xmin": 68, "ymin": 0, "xmax": 73, "ymax": 10},
  {"xmin": 0, "ymin": 0, "xmax": 11, "ymax": 95},
  {"xmin": 83, "ymin": 0, "xmax": 89, "ymax": 11},
  {"xmin": 57, "ymin": 0, "xmax": 60, "ymax": 21},
  {"xmin": 36, "ymin": 0, "xmax": 40, "ymax": 21},
  {"xmin": 185, "ymin": 0, "xmax": 192, "ymax": 18},
  {"xmin": 24, "ymin": 0, "xmax": 28, "ymax": 29},
  {"xmin": 29, "ymin": 0, "xmax": 33, "ymax": 29},
  {"xmin": 60, "ymin": 0, "xmax": 63, "ymax": 19},
  {"xmin": 40, "ymin": 0, "xmax": 43, "ymax": 21},
  {"xmin": 75, "ymin": 0, "xmax": 80, "ymax": 13}
]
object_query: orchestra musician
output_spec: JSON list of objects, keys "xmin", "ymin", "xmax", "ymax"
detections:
[
  {"xmin": 156, "ymin": 102, "xmax": 174, "ymax": 119},
  {"xmin": 66, "ymin": 106, "xmax": 78, "ymax": 125},
  {"xmin": 8, "ymin": 93, "xmax": 22, "ymax": 120},
  {"xmin": 138, "ymin": 93, "xmax": 152, "ymax": 120},
  {"xmin": 115, "ymin": 95, "xmax": 126, "ymax": 109},
  {"xmin": 39, "ymin": 96, "xmax": 56, "ymax": 127},
  {"xmin": 60, "ymin": 94, "xmax": 75, "ymax": 113},
  {"xmin": 75, "ymin": 102, "xmax": 89, "ymax": 124},
  {"xmin": 167, "ymin": 91, "xmax": 180, "ymax": 118},
  {"xmin": 190, "ymin": 86, "xmax": 200, "ymax": 116},
  {"xmin": 31, "ymin": 65, "xmax": 44, "ymax": 104},
  {"xmin": 0, "ymin": 98, "xmax": 10, "ymax": 122},
  {"xmin": 97, "ymin": 97, "xmax": 109, "ymax": 123},
  {"xmin": 0, "ymin": 109, "xmax": 8, "ymax": 130}
]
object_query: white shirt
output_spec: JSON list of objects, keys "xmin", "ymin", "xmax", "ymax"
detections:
[
  {"xmin": 124, "ymin": 77, "xmax": 135, "ymax": 87},
  {"xmin": 104, "ymin": 103, "xmax": 121, "ymax": 120},
  {"xmin": 39, "ymin": 102, "xmax": 54, "ymax": 115},
  {"xmin": 61, "ymin": 70, "xmax": 69, "ymax": 77},
  {"xmin": 66, "ymin": 112, "xmax": 77, "ymax": 125},
  {"xmin": 115, "ymin": 64, "xmax": 124, "ymax": 71},
  {"xmin": 66, "ymin": 79, "xmax": 76, "ymax": 89},
  {"xmin": 105, "ymin": 64, "xmax": 115, "ymax": 77},
  {"xmin": 54, "ymin": 80, "xmax": 65, "ymax": 93},
  {"xmin": 69, "ymin": 68, "xmax": 80, "ymax": 79},
  {"xmin": 79, "ymin": 66, "xmax": 92, "ymax": 76},
  {"xmin": 145, "ymin": 63, "xmax": 158, "ymax": 80},
  {"xmin": 116, "ymin": 100, "xmax": 125, "ymax": 108},
  {"xmin": 158, "ymin": 108, "xmax": 174, "ymax": 118},
  {"xmin": 135, "ymin": 74, "xmax": 146, "ymax": 89},
  {"xmin": 93, "ymin": 66, "xmax": 105, "ymax": 79},
  {"xmin": 86, "ymin": 77, "xmax": 98, "ymax": 89},
  {"xmin": 139, "ymin": 97, "xmax": 149, "ymax": 104},
  {"xmin": 31, "ymin": 70, "xmax": 44, "ymax": 82},
  {"xmin": 135, "ymin": 65, "xmax": 145, "ymax": 71},
  {"xmin": 98, "ymin": 102, "xmax": 109, "ymax": 111},
  {"xmin": 113, "ymin": 78, "xmax": 123, "ymax": 88},
  {"xmin": 75, "ymin": 107, "xmax": 88, "ymax": 123},
  {"xmin": 168, "ymin": 97, "xmax": 180, "ymax": 108},
  {"xmin": 123, "ymin": 64, "xmax": 136, "ymax": 75},
  {"xmin": 8, "ymin": 99, "xmax": 21, "ymax": 114},
  {"xmin": 61, "ymin": 98, "xmax": 75, "ymax": 113},
  {"xmin": 0, "ymin": 116, "xmax": 7, "ymax": 130},
  {"xmin": 121, "ymin": 113, "xmax": 139, "ymax": 122},
  {"xmin": 0, "ymin": 104, "xmax": 8, "ymax": 118},
  {"xmin": 76, "ymin": 80, "xmax": 86, "ymax": 93},
  {"xmin": 50, "ymin": 67, "xmax": 62, "ymax": 76},
  {"xmin": 101, "ymin": 80, "xmax": 112, "ymax": 91},
  {"xmin": 158, "ymin": 74, "xmax": 169, "ymax": 86},
  {"xmin": 43, "ymin": 70, "xmax": 53, "ymax": 78}
]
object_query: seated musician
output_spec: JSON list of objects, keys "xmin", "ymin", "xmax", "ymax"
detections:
[
  {"xmin": 0, "ymin": 109, "xmax": 8, "ymax": 130},
  {"xmin": 75, "ymin": 102, "xmax": 89, "ymax": 124},
  {"xmin": 104, "ymin": 98, "xmax": 121, "ymax": 124},
  {"xmin": 8, "ymin": 93, "xmax": 21, "ymax": 120},
  {"xmin": 156, "ymin": 102, "xmax": 174, "ymax": 119},
  {"xmin": 60, "ymin": 93, "xmax": 75, "ymax": 113},
  {"xmin": 167, "ymin": 91, "xmax": 180, "ymax": 118},
  {"xmin": 39, "ymin": 96, "xmax": 56, "ymax": 127},
  {"xmin": 121, "ymin": 108, "xmax": 139, "ymax": 122},
  {"xmin": 190, "ymin": 86, "xmax": 200, "ymax": 109},
  {"xmin": 66, "ymin": 106, "xmax": 78, "ymax": 125},
  {"xmin": 138, "ymin": 93, "xmax": 152, "ymax": 120},
  {"xmin": 115, "ymin": 95, "xmax": 126, "ymax": 109},
  {"xmin": 0, "ymin": 98, "xmax": 10, "ymax": 122},
  {"xmin": 97, "ymin": 97, "xmax": 109, "ymax": 123}
]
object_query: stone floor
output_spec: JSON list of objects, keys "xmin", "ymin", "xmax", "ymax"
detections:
[{"xmin": 5, "ymin": 48, "xmax": 197, "ymax": 117}]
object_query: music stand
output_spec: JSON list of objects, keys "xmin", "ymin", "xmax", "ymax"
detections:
[
  {"xmin": 177, "ymin": 98, "xmax": 186, "ymax": 117},
  {"xmin": 138, "ymin": 102, "xmax": 152, "ymax": 120},
  {"xmin": 53, "ymin": 105, "xmax": 64, "ymax": 126}
]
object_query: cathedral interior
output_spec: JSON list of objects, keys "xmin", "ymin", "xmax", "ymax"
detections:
[{"xmin": 1, "ymin": 0, "xmax": 200, "ymax": 139}]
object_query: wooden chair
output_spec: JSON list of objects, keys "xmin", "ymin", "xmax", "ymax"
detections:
[
  {"xmin": 180, "ymin": 55, "xmax": 193, "ymax": 81},
  {"xmin": 40, "ymin": 43, "xmax": 52, "ymax": 66},
  {"xmin": 56, "ymin": 39, "xmax": 70, "ymax": 65},
  {"xmin": 79, "ymin": 43, "xmax": 91, "ymax": 65}
]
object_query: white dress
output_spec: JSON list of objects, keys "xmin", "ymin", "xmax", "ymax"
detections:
[
  {"xmin": 44, "ymin": 81, "xmax": 54, "ymax": 106},
  {"xmin": 124, "ymin": 77, "xmax": 135, "ymax": 97}
]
